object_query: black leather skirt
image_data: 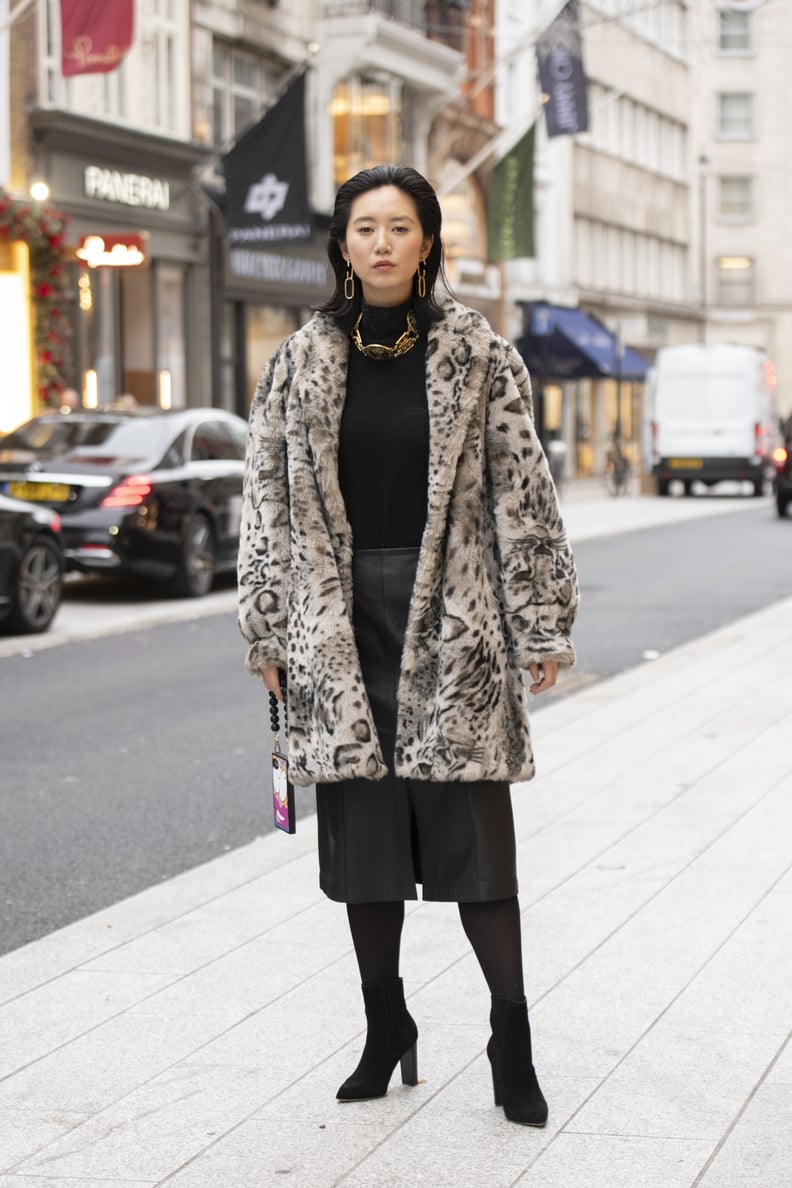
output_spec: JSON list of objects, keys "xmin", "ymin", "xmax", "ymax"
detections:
[{"xmin": 316, "ymin": 547, "xmax": 518, "ymax": 904}]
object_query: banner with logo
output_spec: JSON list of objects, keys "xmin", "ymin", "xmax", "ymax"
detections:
[
  {"xmin": 536, "ymin": 0, "xmax": 589, "ymax": 138},
  {"xmin": 60, "ymin": 0, "xmax": 134, "ymax": 77},
  {"xmin": 223, "ymin": 72, "xmax": 312, "ymax": 247},
  {"xmin": 486, "ymin": 124, "xmax": 535, "ymax": 263}
]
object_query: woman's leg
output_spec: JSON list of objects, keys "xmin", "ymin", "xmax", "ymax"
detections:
[
  {"xmin": 347, "ymin": 900, "xmax": 405, "ymax": 982},
  {"xmin": 337, "ymin": 900, "xmax": 418, "ymax": 1102},
  {"xmin": 459, "ymin": 896, "xmax": 547, "ymax": 1126},
  {"xmin": 458, "ymin": 896, "xmax": 525, "ymax": 999}
]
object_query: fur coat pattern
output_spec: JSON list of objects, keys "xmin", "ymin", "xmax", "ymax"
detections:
[{"xmin": 238, "ymin": 301, "xmax": 578, "ymax": 787}]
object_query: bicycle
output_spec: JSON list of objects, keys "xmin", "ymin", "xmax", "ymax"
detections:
[{"xmin": 604, "ymin": 437, "xmax": 631, "ymax": 496}]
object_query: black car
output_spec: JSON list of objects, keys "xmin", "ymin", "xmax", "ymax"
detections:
[
  {"xmin": 0, "ymin": 493, "xmax": 64, "ymax": 633},
  {"xmin": 0, "ymin": 409, "xmax": 248, "ymax": 596},
  {"xmin": 773, "ymin": 433, "xmax": 791, "ymax": 518}
]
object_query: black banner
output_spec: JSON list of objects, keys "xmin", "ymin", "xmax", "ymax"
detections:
[
  {"xmin": 536, "ymin": 0, "xmax": 589, "ymax": 139},
  {"xmin": 222, "ymin": 72, "xmax": 312, "ymax": 245}
]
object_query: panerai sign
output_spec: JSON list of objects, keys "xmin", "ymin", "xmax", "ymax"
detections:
[{"xmin": 84, "ymin": 166, "xmax": 170, "ymax": 210}]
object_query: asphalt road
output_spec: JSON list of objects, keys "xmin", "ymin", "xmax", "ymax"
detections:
[{"xmin": 1, "ymin": 503, "xmax": 789, "ymax": 955}]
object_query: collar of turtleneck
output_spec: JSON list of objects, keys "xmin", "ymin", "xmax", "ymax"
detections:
[{"xmin": 357, "ymin": 297, "xmax": 416, "ymax": 346}]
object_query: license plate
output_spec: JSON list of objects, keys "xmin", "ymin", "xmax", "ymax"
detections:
[
  {"xmin": 8, "ymin": 480, "xmax": 71, "ymax": 502},
  {"xmin": 668, "ymin": 458, "xmax": 703, "ymax": 469}
]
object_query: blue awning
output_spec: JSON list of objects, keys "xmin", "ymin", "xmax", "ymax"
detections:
[{"xmin": 516, "ymin": 302, "xmax": 649, "ymax": 381}]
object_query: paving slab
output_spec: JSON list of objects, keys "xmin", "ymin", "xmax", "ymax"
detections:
[{"xmin": 1, "ymin": 592, "xmax": 791, "ymax": 1187}]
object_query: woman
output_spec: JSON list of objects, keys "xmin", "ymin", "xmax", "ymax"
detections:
[{"xmin": 238, "ymin": 165, "xmax": 578, "ymax": 1127}]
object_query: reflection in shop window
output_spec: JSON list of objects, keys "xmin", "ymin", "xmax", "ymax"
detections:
[{"xmin": 330, "ymin": 76, "xmax": 403, "ymax": 186}]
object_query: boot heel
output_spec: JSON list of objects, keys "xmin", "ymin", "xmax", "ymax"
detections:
[
  {"xmin": 400, "ymin": 1041, "xmax": 418, "ymax": 1086},
  {"xmin": 491, "ymin": 1067, "xmax": 502, "ymax": 1106}
]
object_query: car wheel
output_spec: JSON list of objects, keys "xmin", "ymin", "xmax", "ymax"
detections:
[
  {"xmin": 171, "ymin": 512, "xmax": 216, "ymax": 597},
  {"xmin": 776, "ymin": 494, "xmax": 789, "ymax": 519},
  {"xmin": 657, "ymin": 479, "xmax": 669, "ymax": 497},
  {"xmin": 6, "ymin": 536, "xmax": 63, "ymax": 634},
  {"xmin": 683, "ymin": 481, "xmax": 693, "ymax": 497}
]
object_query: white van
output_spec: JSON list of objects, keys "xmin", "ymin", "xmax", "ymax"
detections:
[{"xmin": 647, "ymin": 344, "xmax": 779, "ymax": 496}]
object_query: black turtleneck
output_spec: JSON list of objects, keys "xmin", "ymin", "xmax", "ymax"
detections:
[{"xmin": 338, "ymin": 299, "xmax": 429, "ymax": 550}]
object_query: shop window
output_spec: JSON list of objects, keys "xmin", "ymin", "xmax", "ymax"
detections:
[
  {"xmin": 155, "ymin": 264, "xmax": 186, "ymax": 409},
  {"xmin": 718, "ymin": 93, "xmax": 753, "ymax": 139},
  {"xmin": 436, "ymin": 164, "xmax": 486, "ymax": 280},
  {"xmin": 718, "ymin": 176, "xmax": 754, "ymax": 221},
  {"xmin": 121, "ymin": 269, "xmax": 154, "ymax": 404},
  {"xmin": 717, "ymin": 257, "xmax": 754, "ymax": 306},
  {"xmin": 330, "ymin": 76, "xmax": 403, "ymax": 187},
  {"xmin": 246, "ymin": 306, "xmax": 299, "ymax": 411},
  {"xmin": 719, "ymin": 9, "xmax": 751, "ymax": 52}
]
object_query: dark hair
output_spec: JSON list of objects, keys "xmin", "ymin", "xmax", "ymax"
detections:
[{"xmin": 317, "ymin": 164, "xmax": 451, "ymax": 333}]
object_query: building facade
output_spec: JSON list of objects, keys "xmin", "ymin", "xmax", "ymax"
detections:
[
  {"xmin": 495, "ymin": 0, "xmax": 700, "ymax": 478},
  {"xmin": 693, "ymin": 0, "xmax": 792, "ymax": 417}
]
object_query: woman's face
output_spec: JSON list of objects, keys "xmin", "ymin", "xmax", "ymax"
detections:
[{"xmin": 340, "ymin": 185, "xmax": 433, "ymax": 307}]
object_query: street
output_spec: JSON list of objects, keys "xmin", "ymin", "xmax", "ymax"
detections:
[{"xmin": 1, "ymin": 499, "xmax": 790, "ymax": 956}]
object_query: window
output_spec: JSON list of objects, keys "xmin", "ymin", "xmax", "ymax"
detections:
[
  {"xmin": 718, "ymin": 93, "xmax": 753, "ymax": 139},
  {"xmin": 330, "ymin": 75, "xmax": 403, "ymax": 186},
  {"xmin": 717, "ymin": 257, "xmax": 754, "ymax": 305},
  {"xmin": 191, "ymin": 422, "xmax": 239, "ymax": 462},
  {"xmin": 212, "ymin": 43, "xmax": 281, "ymax": 145},
  {"xmin": 719, "ymin": 176, "xmax": 754, "ymax": 221},
  {"xmin": 719, "ymin": 10, "xmax": 751, "ymax": 52},
  {"xmin": 150, "ymin": 0, "xmax": 178, "ymax": 133}
]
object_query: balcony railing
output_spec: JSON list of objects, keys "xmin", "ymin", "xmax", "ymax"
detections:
[{"xmin": 321, "ymin": 1, "xmax": 428, "ymax": 32}]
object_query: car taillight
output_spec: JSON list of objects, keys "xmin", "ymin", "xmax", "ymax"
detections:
[
  {"xmin": 51, "ymin": 513, "xmax": 61, "ymax": 532},
  {"xmin": 754, "ymin": 422, "xmax": 768, "ymax": 457},
  {"xmin": 101, "ymin": 475, "xmax": 154, "ymax": 508},
  {"xmin": 772, "ymin": 446, "xmax": 788, "ymax": 468}
]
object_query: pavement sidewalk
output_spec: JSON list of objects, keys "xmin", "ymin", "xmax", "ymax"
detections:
[{"xmin": 2, "ymin": 585, "xmax": 791, "ymax": 1186}]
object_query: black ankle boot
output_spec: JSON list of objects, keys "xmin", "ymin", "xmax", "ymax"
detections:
[
  {"xmin": 336, "ymin": 977, "xmax": 419, "ymax": 1102},
  {"xmin": 487, "ymin": 995, "xmax": 548, "ymax": 1127}
]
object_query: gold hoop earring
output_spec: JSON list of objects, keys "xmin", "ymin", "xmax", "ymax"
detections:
[
  {"xmin": 344, "ymin": 261, "xmax": 355, "ymax": 300},
  {"xmin": 417, "ymin": 259, "xmax": 427, "ymax": 299}
]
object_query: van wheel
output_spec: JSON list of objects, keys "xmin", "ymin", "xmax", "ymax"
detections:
[{"xmin": 657, "ymin": 479, "xmax": 669, "ymax": 497}]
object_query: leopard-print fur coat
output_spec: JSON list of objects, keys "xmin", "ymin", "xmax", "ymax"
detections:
[{"xmin": 238, "ymin": 300, "xmax": 578, "ymax": 786}]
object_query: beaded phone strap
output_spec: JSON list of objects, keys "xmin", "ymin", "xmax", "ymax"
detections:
[{"xmin": 268, "ymin": 674, "xmax": 288, "ymax": 752}]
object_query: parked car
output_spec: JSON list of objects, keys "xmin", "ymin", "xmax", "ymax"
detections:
[
  {"xmin": 0, "ymin": 493, "xmax": 64, "ymax": 633},
  {"xmin": 773, "ymin": 431, "xmax": 792, "ymax": 519},
  {"xmin": 0, "ymin": 408, "xmax": 248, "ymax": 597}
]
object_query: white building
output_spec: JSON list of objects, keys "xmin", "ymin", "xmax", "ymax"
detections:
[
  {"xmin": 495, "ymin": 0, "xmax": 700, "ymax": 476},
  {"xmin": 693, "ymin": 0, "xmax": 792, "ymax": 418}
]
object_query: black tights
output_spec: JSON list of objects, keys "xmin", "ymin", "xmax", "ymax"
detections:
[{"xmin": 346, "ymin": 896, "xmax": 525, "ymax": 1000}]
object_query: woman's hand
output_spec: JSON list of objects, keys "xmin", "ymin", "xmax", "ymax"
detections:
[
  {"xmin": 528, "ymin": 661, "xmax": 558, "ymax": 695},
  {"xmin": 261, "ymin": 665, "xmax": 284, "ymax": 701}
]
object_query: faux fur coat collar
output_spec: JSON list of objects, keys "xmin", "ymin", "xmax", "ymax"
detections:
[{"xmin": 239, "ymin": 300, "xmax": 578, "ymax": 786}]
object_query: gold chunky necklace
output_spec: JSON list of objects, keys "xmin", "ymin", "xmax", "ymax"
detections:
[{"xmin": 351, "ymin": 309, "xmax": 419, "ymax": 360}]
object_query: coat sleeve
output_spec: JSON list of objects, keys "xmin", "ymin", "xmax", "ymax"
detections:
[
  {"xmin": 485, "ymin": 340, "xmax": 579, "ymax": 669},
  {"xmin": 237, "ymin": 345, "xmax": 291, "ymax": 676}
]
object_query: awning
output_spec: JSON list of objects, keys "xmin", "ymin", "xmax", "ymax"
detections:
[{"xmin": 516, "ymin": 302, "xmax": 649, "ymax": 381}]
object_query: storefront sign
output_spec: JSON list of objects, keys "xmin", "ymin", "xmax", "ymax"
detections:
[
  {"xmin": 84, "ymin": 165, "xmax": 170, "ymax": 210},
  {"xmin": 229, "ymin": 248, "xmax": 328, "ymax": 289},
  {"xmin": 76, "ymin": 234, "xmax": 148, "ymax": 268}
]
